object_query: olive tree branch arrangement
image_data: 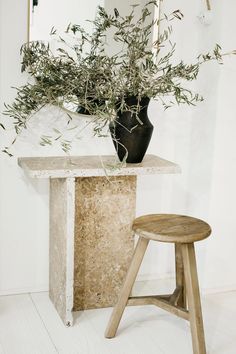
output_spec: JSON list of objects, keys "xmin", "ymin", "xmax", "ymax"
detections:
[{"xmin": 1, "ymin": 0, "xmax": 235, "ymax": 156}]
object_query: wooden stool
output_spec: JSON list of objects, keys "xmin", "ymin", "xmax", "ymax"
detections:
[{"xmin": 105, "ymin": 214, "xmax": 211, "ymax": 354}]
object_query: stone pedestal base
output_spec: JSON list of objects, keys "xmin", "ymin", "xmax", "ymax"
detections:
[
  {"xmin": 73, "ymin": 176, "xmax": 136, "ymax": 310},
  {"xmin": 49, "ymin": 175, "xmax": 136, "ymax": 325},
  {"xmin": 49, "ymin": 178, "xmax": 75, "ymax": 326}
]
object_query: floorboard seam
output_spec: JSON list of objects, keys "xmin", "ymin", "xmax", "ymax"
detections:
[{"xmin": 29, "ymin": 293, "xmax": 59, "ymax": 354}]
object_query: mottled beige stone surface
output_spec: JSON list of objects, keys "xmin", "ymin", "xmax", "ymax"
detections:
[
  {"xmin": 18, "ymin": 154, "xmax": 181, "ymax": 326},
  {"xmin": 49, "ymin": 178, "xmax": 75, "ymax": 326},
  {"xmin": 18, "ymin": 154, "xmax": 180, "ymax": 178},
  {"xmin": 73, "ymin": 176, "xmax": 136, "ymax": 310}
]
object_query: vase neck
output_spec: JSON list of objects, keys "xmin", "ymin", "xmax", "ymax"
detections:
[
  {"xmin": 123, "ymin": 96, "xmax": 150, "ymax": 108},
  {"xmin": 116, "ymin": 96, "xmax": 151, "ymax": 126}
]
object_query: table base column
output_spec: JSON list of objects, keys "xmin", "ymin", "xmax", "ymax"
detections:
[
  {"xmin": 49, "ymin": 178, "xmax": 75, "ymax": 326},
  {"xmin": 73, "ymin": 175, "xmax": 136, "ymax": 310}
]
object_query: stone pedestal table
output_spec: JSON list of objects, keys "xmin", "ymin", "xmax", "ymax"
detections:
[{"xmin": 18, "ymin": 155, "xmax": 180, "ymax": 326}]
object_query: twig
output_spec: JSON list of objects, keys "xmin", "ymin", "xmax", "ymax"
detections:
[{"xmin": 206, "ymin": 0, "xmax": 211, "ymax": 11}]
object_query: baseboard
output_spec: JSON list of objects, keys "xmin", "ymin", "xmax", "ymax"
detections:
[
  {"xmin": 0, "ymin": 279, "xmax": 236, "ymax": 297},
  {"xmin": 136, "ymin": 272, "xmax": 175, "ymax": 282},
  {"xmin": 201, "ymin": 285, "xmax": 236, "ymax": 295},
  {"xmin": 136, "ymin": 275, "xmax": 236, "ymax": 295},
  {"xmin": 0, "ymin": 285, "xmax": 48, "ymax": 296}
]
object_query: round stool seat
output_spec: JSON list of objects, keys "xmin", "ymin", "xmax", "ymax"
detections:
[{"xmin": 133, "ymin": 214, "xmax": 211, "ymax": 243}]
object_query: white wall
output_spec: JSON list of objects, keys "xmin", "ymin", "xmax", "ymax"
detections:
[
  {"xmin": 0, "ymin": 0, "xmax": 46, "ymax": 294},
  {"xmin": 0, "ymin": 0, "xmax": 236, "ymax": 295},
  {"xmin": 30, "ymin": 0, "xmax": 104, "ymax": 41},
  {"xmin": 204, "ymin": 0, "xmax": 236, "ymax": 292}
]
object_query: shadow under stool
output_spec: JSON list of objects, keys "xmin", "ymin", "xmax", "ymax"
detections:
[{"xmin": 105, "ymin": 214, "xmax": 211, "ymax": 354}]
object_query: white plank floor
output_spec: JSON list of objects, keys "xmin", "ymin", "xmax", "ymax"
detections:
[{"xmin": 0, "ymin": 281, "xmax": 235, "ymax": 354}]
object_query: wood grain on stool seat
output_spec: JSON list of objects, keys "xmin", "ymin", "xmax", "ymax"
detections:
[{"xmin": 133, "ymin": 214, "xmax": 211, "ymax": 243}]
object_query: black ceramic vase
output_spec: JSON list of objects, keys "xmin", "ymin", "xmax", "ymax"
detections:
[{"xmin": 109, "ymin": 96, "xmax": 154, "ymax": 163}]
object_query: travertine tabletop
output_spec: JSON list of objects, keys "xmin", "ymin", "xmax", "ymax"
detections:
[{"xmin": 18, "ymin": 154, "xmax": 180, "ymax": 178}]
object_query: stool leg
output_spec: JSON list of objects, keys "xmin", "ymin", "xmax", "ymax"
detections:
[
  {"xmin": 105, "ymin": 236, "xmax": 149, "ymax": 338},
  {"xmin": 181, "ymin": 243, "xmax": 206, "ymax": 354},
  {"xmin": 175, "ymin": 243, "xmax": 186, "ymax": 308}
]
